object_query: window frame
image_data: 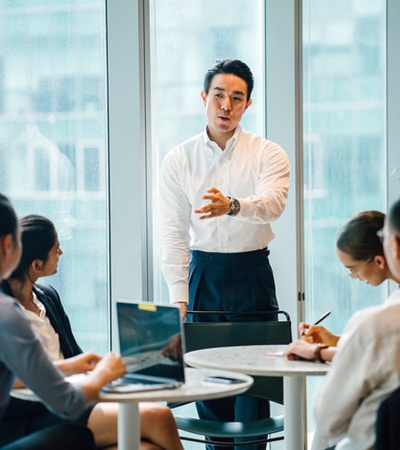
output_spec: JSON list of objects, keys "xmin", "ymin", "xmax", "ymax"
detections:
[
  {"xmin": 105, "ymin": 0, "xmax": 400, "ymax": 349},
  {"xmin": 106, "ymin": 0, "xmax": 149, "ymax": 348}
]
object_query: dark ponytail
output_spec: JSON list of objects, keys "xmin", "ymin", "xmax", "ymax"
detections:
[
  {"xmin": 336, "ymin": 210, "xmax": 385, "ymax": 260},
  {"xmin": 10, "ymin": 214, "xmax": 57, "ymax": 280}
]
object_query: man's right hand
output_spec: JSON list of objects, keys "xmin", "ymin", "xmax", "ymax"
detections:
[{"xmin": 173, "ymin": 302, "xmax": 187, "ymax": 319}]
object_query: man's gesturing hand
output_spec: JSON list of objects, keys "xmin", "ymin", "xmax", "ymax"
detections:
[{"xmin": 194, "ymin": 187, "xmax": 231, "ymax": 219}]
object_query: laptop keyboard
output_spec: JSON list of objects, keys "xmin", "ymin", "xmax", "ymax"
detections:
[{"xmin": 124, "ymin": 349, "xmax": 167, "ymax": 372}]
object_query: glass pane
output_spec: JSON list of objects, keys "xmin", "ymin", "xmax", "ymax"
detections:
[
  {"xmin": 150, "ymin": 0, "xmax": 265, "ymax": 304},
  {"xmin": 303, "ymin": 0, "xmax": 386, "ymax": 438},
  {"xmin": 0, "ymin": 0, "xmax": 108, "ymax": 354}
]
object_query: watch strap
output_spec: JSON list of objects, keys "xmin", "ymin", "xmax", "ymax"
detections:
[
  {"xmin": 313, "ymin": 344, "xmax": 329, "ymax": 362},
  {"xmin": 226, "ymin": 197, "xmax": 240, "ymax": 217}
]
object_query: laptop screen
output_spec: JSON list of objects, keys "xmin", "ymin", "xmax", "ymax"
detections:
[{"xmin": 115, "ymin": 301, "xmax": 185, "ymax": 384}]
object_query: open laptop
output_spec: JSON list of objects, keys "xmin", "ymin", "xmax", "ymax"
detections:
[{"xmin": 103, "ymin": 300, "xmax": 185, "ymax": 393}]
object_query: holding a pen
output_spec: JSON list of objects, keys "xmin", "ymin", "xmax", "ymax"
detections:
[
  {"xmin": 300, "ymin": 310, "xmax": 332, "ymax": 337},
  {"xmin": 299, "ymin": 311, "xmax": 340, "ymax": 347},
  {"xmin": 285, "ymin": 312, "xmax": 340, "ymax": 363}
]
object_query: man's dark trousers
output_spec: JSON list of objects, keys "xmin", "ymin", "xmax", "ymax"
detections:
[{"xmin": 187, "ymin": 248, "xmax": 279, "ymax": 450}]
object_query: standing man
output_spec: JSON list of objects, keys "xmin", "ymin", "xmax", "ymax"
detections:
[{"xmin": 159, "ymin": 59, "xmax": 290, "ymax": 450}]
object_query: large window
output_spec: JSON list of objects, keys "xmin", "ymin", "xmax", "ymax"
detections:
[
  {"xmin": 149, "ymin": 0, "xmax": 265, "ymax": 304},
  {"xmin": 0, "ymin": 1, "xmax": 109, "ymax": 354},
  {"xmin": 303, "ymin": 0, "xmax": 387, "ymax": 437},
  {"xmin": 2, "ymin": 2, "xmax": 398, "ymax": 446},
  {"xmin": 303, "ymin": 0, "xmax": 387, "ymax": 330},
  {"xmin": 303, "ymin": 0, "xmax": 387, "ymax": 332}
]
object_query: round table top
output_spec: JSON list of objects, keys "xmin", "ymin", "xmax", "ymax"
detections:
[
  {"xmin": 98, "ymin": 368, "xmax": 253, "ymax": 403},
  {"xmin": 11, "ymin": 368, "xmax": 253, "ymax": 404},
  {"xmin": 184, "ymin": 344, "xmax": 330, "ymax": 377}
]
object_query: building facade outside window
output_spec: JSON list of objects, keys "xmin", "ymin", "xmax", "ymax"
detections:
[
  {"xmin": 0, "ymin": 3, "xmax": 393, "ymax": 443},
  {"xmin": 0, "ymin": 0, "xmax": 109, "ymax": 354}
]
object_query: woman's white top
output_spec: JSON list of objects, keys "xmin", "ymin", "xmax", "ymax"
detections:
[{"xmin": 23, "ymin": 292, "xmax": 64, "ymax": 361}]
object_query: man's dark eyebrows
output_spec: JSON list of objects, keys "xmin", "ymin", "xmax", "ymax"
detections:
[{"xmin": 212, "ymin": 86, "xmax": 246, "ymax": 97}]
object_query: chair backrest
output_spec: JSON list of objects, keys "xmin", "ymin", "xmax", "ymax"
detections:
[
  {"xmin": 184, "ymin": 310, "xmax": 292, "ymax": 405},
  {"xmin": 375, "ymin": 386, "xmax": 400, "ymax": 450}
]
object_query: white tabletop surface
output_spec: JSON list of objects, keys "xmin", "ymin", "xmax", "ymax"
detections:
[
  {"xmin": 99, "ymin": 367, "xmax": 253, "ymax": 403},
  {"xmin": 184, "ymin": 344, "xmax": 330, "ymax": 376},
  {"xmin": 11, "ymin": 367, "xmax": 253, "ymax": 404}
]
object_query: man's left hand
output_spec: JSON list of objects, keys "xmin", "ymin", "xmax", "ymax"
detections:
[{"xmin": 194, "ymin": 187, "xmax": 231, "ymax": 219}]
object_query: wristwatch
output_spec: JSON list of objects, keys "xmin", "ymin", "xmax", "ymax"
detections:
[
  {"xmin": 313, "ymin": 344, "xmax": 329, "ymax": 362},
  {"xmin": 226, "ymin": 197, "xmax": 241, "ymax": 217}
]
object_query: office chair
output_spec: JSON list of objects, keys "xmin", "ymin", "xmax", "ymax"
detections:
[
  {"xmin": 375, "ymin": 386, "xmax": 400, "ymax": 450},
  {"xmin": 173, "ymin": 310, "xmax": 292, "ymax": 447}
]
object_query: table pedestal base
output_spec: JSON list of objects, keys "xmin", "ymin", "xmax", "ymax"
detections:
[
  {"xmin": 118, "ymin": 402, "xmax": 140, "ymax": 450},
  {"xmin": 284, "ymin": 375, "xmax": 305, "ymax": 450}
]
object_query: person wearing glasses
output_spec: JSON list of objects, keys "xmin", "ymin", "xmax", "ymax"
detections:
[
  {"xmin": 285, "ymin": 210, "xmax": 399, "ymax": 364},
  {"xmin": 287, "ymin": 202, "xmax": 400, "ymax": 450},
  {"xmin": 0, "ymin": 194, "xmax": 126, "ymax": 450}
]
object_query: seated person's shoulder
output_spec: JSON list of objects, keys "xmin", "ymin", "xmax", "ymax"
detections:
[
  {"xmin": 341, "ymin": 303, "xmax": 400, "ymax": 347},
  {"xmin": 0, "ymin": 292, "xmax": 33, "ymax": 335},
  {"xmin": 35, "ymin": 283, "xmax": 60, "ymax": 299}
]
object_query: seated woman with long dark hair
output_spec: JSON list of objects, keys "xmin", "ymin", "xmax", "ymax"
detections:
[
  {"xmin": 0, "ymin": 194, "xmax": 126, "ymax": 450},
  {"xmin": 1, "ymin": 214, "xmax": 184, "ymax": 450}
]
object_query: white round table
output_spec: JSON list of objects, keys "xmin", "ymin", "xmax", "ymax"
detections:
[
  {"xmin": 12, "ymin": 367, "xmax": 253, "ymax": 450},
  {"xmin": 184, "ymin": 344, "xmax": 330, "ymax": 450}
]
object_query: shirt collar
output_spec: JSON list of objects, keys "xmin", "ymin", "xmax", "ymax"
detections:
[
  {"xmin": 203, "ymin": 125, "xmax": 242, "ymax": 152},
  {"xmin": 31, "ymin": 291, "xmax": 46, "ymax": 318}
]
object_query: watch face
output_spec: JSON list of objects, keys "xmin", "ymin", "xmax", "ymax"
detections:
[{"xmin": 229, "ymin": 198, "xmax": 240, "ymax": 216}]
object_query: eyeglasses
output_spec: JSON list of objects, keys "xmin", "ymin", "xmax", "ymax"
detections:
[
  {"xmin": 346, "ymin": 258, "xmax": 374, "ymax": 279},
  {"xmin": 376, "ymin": 229, "xmax": 385, "ymax": 243},
  {"xmin": 377, "ymin": 228, "xmax": 394, "ymax": 243}
]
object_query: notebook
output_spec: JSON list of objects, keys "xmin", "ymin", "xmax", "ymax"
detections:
[{"xmin": 103, "ymin": 300, "xmax": 185, "ymax": 393}]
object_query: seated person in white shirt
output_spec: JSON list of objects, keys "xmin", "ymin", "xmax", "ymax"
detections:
[{"xmin": 287, "ymin": 200, "xmax": 400, "ymax": 450}]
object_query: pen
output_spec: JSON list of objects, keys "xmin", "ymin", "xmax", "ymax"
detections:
[{"xmin": 300, "ymin": 310, "xmax": 331, "ymax": 336}]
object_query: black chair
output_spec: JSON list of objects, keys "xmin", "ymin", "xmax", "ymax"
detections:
[
  {"xmin": 375, "ymin": 386, "xmax": 400, "ymax": 450},
  {"xmin": 173, "ymin": 310, "xmax": 292, "ymax": 447}
]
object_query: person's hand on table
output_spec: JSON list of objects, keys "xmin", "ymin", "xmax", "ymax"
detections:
[
  {"xmin": 299, "ymin": 322, "xmax": 340, "ymax": 347},
  {"xmin": 55, "ymin": 352, "xmax": 103, "ymax": 376},
  {"xmin": 79, "ymin": 352, "xmax": 126, "ymax": 402},
  {"xmin": 285, "ymin": 339, "xmax": 335, "ymax": 362},
  {"xmin": 12, "ymin": 353, "xmax": 103, "ymax": 388},
  {"xmin": 284, "ymin": 340, "xmax": 320, "ymax": 361}
]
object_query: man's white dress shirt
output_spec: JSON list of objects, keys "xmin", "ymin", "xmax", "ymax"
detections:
[{"xmin": 159, "ymin": 125, "xmax": 290, "ymax": 303}]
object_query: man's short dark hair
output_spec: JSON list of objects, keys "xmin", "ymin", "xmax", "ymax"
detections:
[
  {"xmin": 388, "ymin": 198, "xmax": 400, "ymax": 236},
  {"xmin": 203, "ymin": 59, "xmax": 254, "ymax": 101},
  {"xmin": 0, "ymin": 193, "xmax": 18, "ymax": 240}
]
